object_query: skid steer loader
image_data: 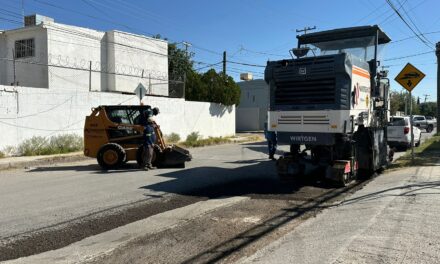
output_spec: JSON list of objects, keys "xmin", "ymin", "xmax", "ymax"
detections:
[{"xmin": 83, "ymin": 105, "xmax": 191, "ymax": 170}]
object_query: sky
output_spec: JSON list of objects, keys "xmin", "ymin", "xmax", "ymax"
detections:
[{"xmin": 0, "ymin": 0, "xmax": 439, "ymax": 101}]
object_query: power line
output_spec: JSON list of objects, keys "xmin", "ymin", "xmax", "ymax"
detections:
[
  {"xmin": 383, "ymin": 50, "xmax": 434, "ymax": 61},
  {"xmin": 228, "ymin": 61, "xmax": 266, "ymax": 68},
  {"xmin": 385, "ymin": 0, "xmax": 434, "ymax": 50},
  {"xmin": 194, "ymin": 62, "xmax": 222, "ymax": 71}
]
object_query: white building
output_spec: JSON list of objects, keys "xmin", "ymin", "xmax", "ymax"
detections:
[
  {"xmin": 0, "ymin": 14, "xmax": 169, "ymax": 95},
  {"xmin": 236, "ymin": 79, "xmax": 269, "ymax": 131},
  {"xmin": 0, "ymin": 15, "xmax": 236, "ymax": 150}
]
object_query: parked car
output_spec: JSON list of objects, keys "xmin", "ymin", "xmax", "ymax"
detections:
[
  {"xmin": 412, "ymin": 115, "xmax": 435, "ymax": 133},
  {"xmin": 387, "ymin": 116, "xmax": 421, "ymax": 150},
  {"xmin": 425, "ymin": 116, "xmax": 437, "ymax": 126}
]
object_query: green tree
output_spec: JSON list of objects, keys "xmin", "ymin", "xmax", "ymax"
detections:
[
  {"xmin": 161, "ymin": 41, "xmax": 240, "ymax": 106},
  {"xmin": 198, "ymin": 69, "xmax": 241, "ymax": 106},
  {"xmin": 389, "ymin": 91, "xmax": 420, "ymax": 115},
  {"xmin": 419, "ymin": 102, "xmax": 437, "ymax": 117}
]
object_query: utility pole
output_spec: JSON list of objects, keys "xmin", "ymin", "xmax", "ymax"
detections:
[
  {"xmin": 296, "ymin": 26, "xmax": 316, "ymax": 35},
  {"xmin": 21, "ymin": 0, "xmax": 25, "ymax": 26},
  {"xmin": 410, "ymin": 90, "xmax": 414, "ymax": 162},
  {"xmin": 182, "ymin": 41, "xmax": 191, "ymax": 99},
  {"xmin": 423, "ymin": 94, "xmax": 430, "ymax": 103},
  {"xmin": 436, "ymin": 42, "xmax": 440, "ymax": 133},
  {"xmin": 223, "ymin": 51, "xmax": 227, "ymax": 81}
]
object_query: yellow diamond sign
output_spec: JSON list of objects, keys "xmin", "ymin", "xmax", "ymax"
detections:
[{"xmin": 394, "ymin": 63, "xmax": 426, "ymax": 92}]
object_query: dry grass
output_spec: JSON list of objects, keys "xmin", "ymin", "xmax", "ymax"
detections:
[
  {"xmin": 390, "ymin": 134, "xmax": 440, "ymax": 168},
  {"xmin": 179, "ymin": 134, "xmax": 263, "ymax": 148}
]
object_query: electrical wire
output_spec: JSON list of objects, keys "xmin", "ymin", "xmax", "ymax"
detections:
[
  {"xmin": 383, "ymin": 50, "xmax": 434, "ymax": 61},
  {"xmin": 228, "ymin": 61, "xmax": 266, "ymax": 68},
  {"xmin": 385, "ymin": 0, "xmax": 434, "ymax": 50}
]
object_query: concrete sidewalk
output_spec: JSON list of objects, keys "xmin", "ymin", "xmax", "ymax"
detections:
[{"xmin": 241, "ymin": 164, "xmax": 440, "ymax": 264}]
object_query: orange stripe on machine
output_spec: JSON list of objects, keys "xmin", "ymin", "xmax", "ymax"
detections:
[{"xmin": 352, "ymin": 66, "xmax": 370, "ymax": 79}]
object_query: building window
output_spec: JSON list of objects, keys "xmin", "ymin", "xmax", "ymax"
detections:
[{"xmin": 14, "ymin": 38, "xmax": 35, "ymax": 59}]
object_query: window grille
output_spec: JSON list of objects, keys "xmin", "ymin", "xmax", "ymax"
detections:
[{"xmin": 14, "ymin": 39, "xmax": 35, "ymax": 58}]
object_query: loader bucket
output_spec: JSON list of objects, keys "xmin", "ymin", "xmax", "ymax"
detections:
[{"xmin": 157, "ymin": 145, "xmax": 192, "ymax": 167}]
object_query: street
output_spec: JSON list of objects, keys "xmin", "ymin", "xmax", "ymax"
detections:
[
  {"xmin": 0, "ymin": 140, "xmax": 370, "ymax": 263},
  {"xmin": 0, "ymin": 129, "xmax": 438, "ymax": 263}
]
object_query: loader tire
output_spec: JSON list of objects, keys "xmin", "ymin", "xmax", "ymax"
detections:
[{"xmin": 97, "ymin": 143, "xmax": 126, "ymax": 170}]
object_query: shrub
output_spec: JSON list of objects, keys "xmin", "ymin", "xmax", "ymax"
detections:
[
  {"xmin": 185, "ymin": 132, "xmax": 200, "ymax": 144},
  {"xmin": 0, "ymin": 151, "xmax": 4, "ymax": 159},
  {"xmin": 18, "ymin": 136, "xmax": 51, "ymax": 156},
  {"xmin": 165, "ymin": 133, "xmax": 181, "ymax": 143},
  {"xmin": 17, "ymin": 134, "xmax": 83, "ymax": 156},
  {"xmin": 48, "ymin": 134, "xmax": 83, "ymax": 154}
]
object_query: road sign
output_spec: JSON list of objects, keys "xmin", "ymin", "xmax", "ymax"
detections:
[
  {"xmin": 394, "ymin": 63, "xmax": 426, "ymax": 92},
  {"xmin": 134, "ymin": 83, "xmax": 147, "ymax": 101}
]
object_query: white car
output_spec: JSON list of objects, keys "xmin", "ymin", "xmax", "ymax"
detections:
[{"xmin": 387, "ymin": 116, "xmax": 421, "ymax": 150}]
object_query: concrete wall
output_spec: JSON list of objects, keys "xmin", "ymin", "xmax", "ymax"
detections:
[
  {"xmin": 46, "ymin": 23, "xmax": 105, "ymax": 92},
  {"xmin": 0, "ymin": 26, "xmax": 48, "ymax": 88},
  {"xmin": 0, "ymin": 21, "xmax": 169, "ymax": 95},
  {"xmin": 236, "ymin": 107, "xmax": 260, "ymax": 131},
  {"xmin": 107, "ymin": 31, "xmax": 168, "ymax": 96},
  {"xmin": 0, "ymin": 85, "xmax": 235, "ymax": 150},
  {"xmin": 236, "ymin": 79, "xmax": 269, "ymax": 131}
]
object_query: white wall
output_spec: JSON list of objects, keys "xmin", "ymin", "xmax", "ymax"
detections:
[
  {"xmin": 0, "ymin": 85, "xmax": 235, "ymax": 150},
  {"xmin": 0, "ymin": 21, "xmax": 169, "ymax": 95},
  {"xmin": 106, "ymin": 31, "xmax": 168, "ymax": 96},
  {"xmin": 46, "ymin": 23, "xmax": 105, "ymax": 92},
  {"xmin": 0, "ymin": 26, "xmax": 48, "ymax": 88}
]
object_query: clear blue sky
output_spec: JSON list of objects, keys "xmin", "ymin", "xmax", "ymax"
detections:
[{"xmin": 0, "ymin": 0, "xmax": 438, "ymax": 101}]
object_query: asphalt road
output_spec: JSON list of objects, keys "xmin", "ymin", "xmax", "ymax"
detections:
[{"xmin": 0, "ymin": 142, "xmax": 276, "ymax": 244}]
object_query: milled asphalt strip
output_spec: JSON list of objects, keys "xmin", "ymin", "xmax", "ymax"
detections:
[{"xmin": 4, "ymin": 196, "xmax": 249, "ymax": 264}]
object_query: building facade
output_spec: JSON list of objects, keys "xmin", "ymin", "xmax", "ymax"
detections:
[
  {"xmin": 236, "ymin": 79, "xmax": 269, "ymax": 131},
  {"xmin": 0, "ymin": 15, "xmax": 169, "ymax": 95}
]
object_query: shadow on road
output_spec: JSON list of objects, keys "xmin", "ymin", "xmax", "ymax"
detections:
[
  {"xmin": 240, "ymin": 141, "xmax": 285, "ymax": 157},
  {"xmin": 139, "ymin": 159, "xmax": 337, "ymax": 201}
]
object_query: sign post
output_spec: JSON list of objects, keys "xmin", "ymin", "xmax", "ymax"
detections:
[
  {"xmin": 134, "ymin": 83, "xmax": 147, "ymax": 105},
  {"xmin": 394, "ymin": 63, "xmax": 426, "ymax": 163}
]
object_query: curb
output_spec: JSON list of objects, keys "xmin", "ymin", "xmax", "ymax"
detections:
[{"xmin": 0, "ymin": 153, "xmax": 90, "ymax": 171}]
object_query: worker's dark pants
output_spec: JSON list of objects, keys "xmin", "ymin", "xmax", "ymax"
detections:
[
  {"xmin": 143, "ymin": 144, "xmax": 154, "ymax": 167},
  {"xmin": 268, "ymin": 139, "xmax": 277, "ymax": 158}
]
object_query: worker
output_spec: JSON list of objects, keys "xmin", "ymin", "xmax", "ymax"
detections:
[
  {"xmin": 264, "ymin": 122, "xmax": 277, "ymax": 160},
  {"xmin": 142, "ymin": 113, "xmax": 157, "ymax": 170}
]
